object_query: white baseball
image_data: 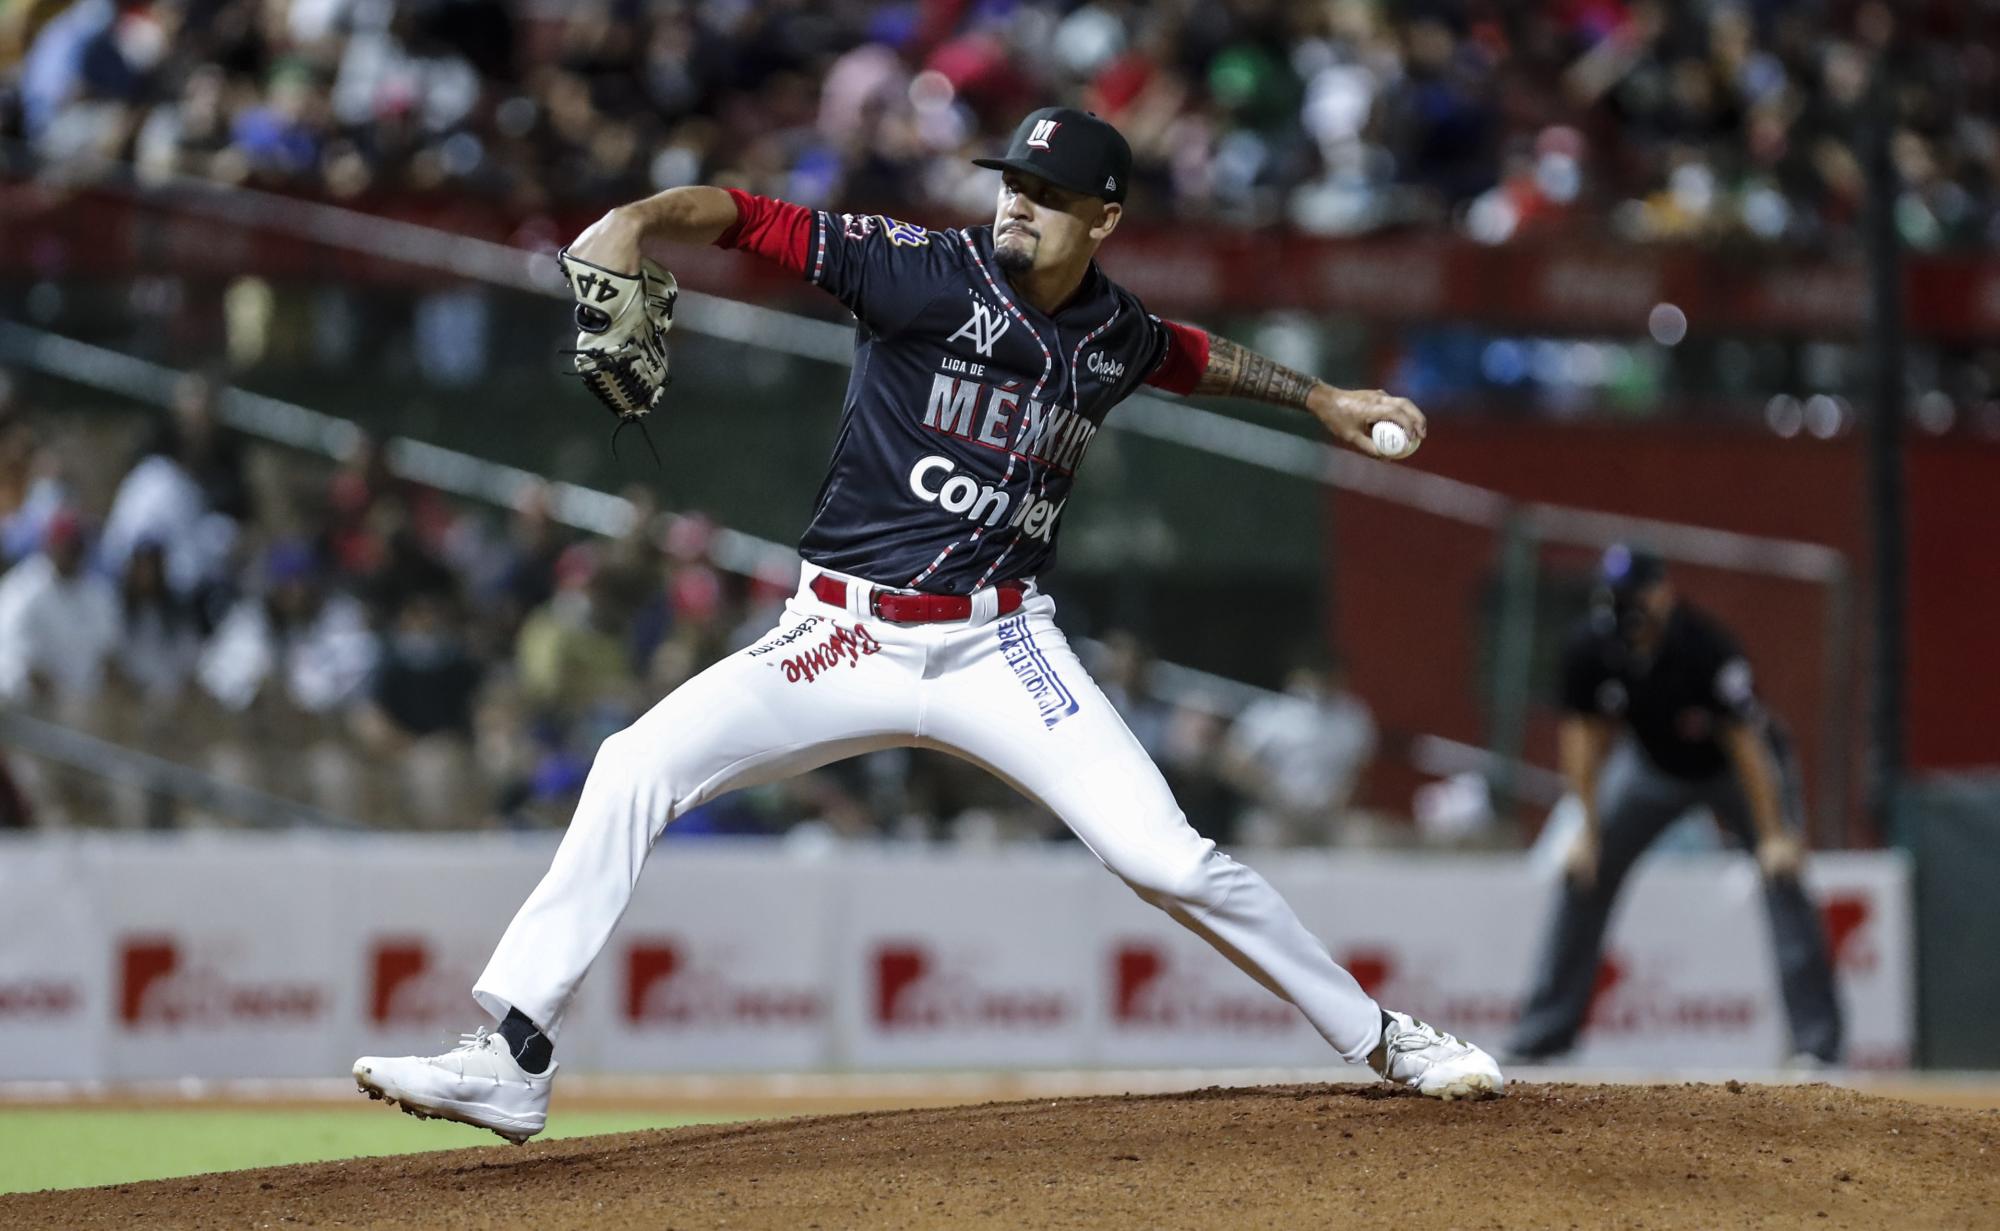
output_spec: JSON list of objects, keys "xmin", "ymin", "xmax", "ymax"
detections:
[{"xmin": 1371, "ymin": 421, "xmax": 1413, "ymax": 459}]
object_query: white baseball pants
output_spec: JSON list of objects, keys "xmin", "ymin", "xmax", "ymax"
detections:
[{"xmin": 474, "ymin": 565, "xmax": 1385, "ymax": 1063}]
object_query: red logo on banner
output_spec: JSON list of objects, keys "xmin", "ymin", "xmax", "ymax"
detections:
[
  {"xmin": 873, "ymin": 944, "xmax": 1067, "ymax": 1030},
  {"xmin": 366, "ymin": 939, "xmax": 470, "ymax": 1026},
  {"xmin": 627, "ymin": 944, "xmax": 680, "ymax": 1021},
  {"xmin": 1579, "ymin": 951, "xmax": 1756, "ymax": 1036},
  {"xmin": 1111, "ymin": 942, "xmax": 1294, "ymax": 1031},
  {"xmin": 0, "ymin": 979, "xmax": 81, "ymax": 1019},
  {"xmin": 1585, "ymin": 955, "xmax": 1627, "ymax": 1025},
  {"xmin": 624, "ymin": 941, "xmax": 821, "ymax": 1027},
  {"xmin": 118, "ymin": 937, "xmax": 323, "ymax": 1027},
  {"xmin": 1113, "ymin": 944, "xmax": 1162, "ymax": 1020},
  {"xmin": 1341, "ymin": 949, "xmax": 1395, "ymax": 999},
  {"xmin": 1337, "ymin": 945, "xmax": 1520, "ymax": 1034},
  {"xmin": 1819, "ymin": 894, "xmax": 1876, "ymax": 974}
]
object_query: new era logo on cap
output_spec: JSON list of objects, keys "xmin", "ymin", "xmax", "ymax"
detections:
[
  {"xmin": 1027, "ymin": 119, "xmax": 1059, "ymax": 149},
  {"xmin": 1106, "ymin": 176, "xmax": 1117, "ymax": 191}
]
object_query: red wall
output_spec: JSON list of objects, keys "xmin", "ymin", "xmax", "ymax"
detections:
[
  {"xmin": 1331, "ymin": 424, "xmax": 1999, "ymax": 843},
  {"xmin": 1905, "ymin": 443, "xmax": 2000, "ymax": 767}
]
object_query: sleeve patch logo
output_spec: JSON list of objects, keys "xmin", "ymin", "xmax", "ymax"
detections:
[
  {"xmin": 882, "ymin": 217, "xmax": 930, "ymax": 246},
  {"xmin": 839, "ymin": 213, "xmax": 930, "ymax": 247}
]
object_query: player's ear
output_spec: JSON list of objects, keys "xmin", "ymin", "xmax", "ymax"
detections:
[{"xmin": 1090, "ymin": 201, "xmax": 1122, "ymax": 242}]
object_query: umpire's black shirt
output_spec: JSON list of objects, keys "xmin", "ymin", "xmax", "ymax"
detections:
[{"xmin": 1558, "ymin": 603, "xmax": 1761, "ymax": 780}]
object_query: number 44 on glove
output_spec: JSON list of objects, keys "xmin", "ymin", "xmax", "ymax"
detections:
[{"xmin": 556, "ymin": 247, "xmax": 678, "ymax": 433}]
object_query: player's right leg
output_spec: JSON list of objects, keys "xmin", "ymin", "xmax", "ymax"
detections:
[
  {"xmin": 919, "ymin": 599, "xmax": 1502, "ymax": 1099},
  {"xmin": 355, "ymin": 584, "xmax": 919, "ymax": 1141}
]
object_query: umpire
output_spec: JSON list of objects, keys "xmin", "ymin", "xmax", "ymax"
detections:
[{"xmin": 1508, "ymin": 545, "xmax": 1842, "ymax": 1065}]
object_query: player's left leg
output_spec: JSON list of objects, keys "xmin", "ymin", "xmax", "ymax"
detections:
[
  {"xmin": 1708, "ymin": 728, "xmax": 1843, "ymax": 1064},
  {"xmin": 919, "ymin": 596, "xmax": 1501, "ymax": 1098}
]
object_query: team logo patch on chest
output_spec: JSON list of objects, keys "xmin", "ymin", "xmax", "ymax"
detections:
[
  {"xmin": 949, "ymin": 300, "xmax": 1012, "ymax": 358},
  {"xmin": 996, "ymin": 613, "xmax": 1079, "ymax": 728}
]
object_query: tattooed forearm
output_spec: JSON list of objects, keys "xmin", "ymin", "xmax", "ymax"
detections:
[{"xmin": 1191, "ymin": 336, "xmax": 1321, "ymax": 409}]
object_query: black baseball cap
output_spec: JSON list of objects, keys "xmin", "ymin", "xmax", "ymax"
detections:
[
  {"xmin": 1600, "ymin": 543, "xmax": 1667, "ymax": 603},
  {"xmin": 972, "ymin": 106, "xmax": 1131, "ymax": 204},
  {"xmin": 1596, "ymin": 545, "xmax": 1669, "ymax": 638}
]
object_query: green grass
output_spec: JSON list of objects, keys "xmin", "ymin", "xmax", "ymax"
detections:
[{"xmin": 0, "ymin": 1106, "xmax": 751, "ymax": 1195}]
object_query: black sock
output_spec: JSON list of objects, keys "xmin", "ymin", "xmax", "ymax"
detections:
[
  {"xmin": 1368, "ymin": 1008, "xmax": 1394, "ymax": 1072},
  {"xmin": 498, "ymin": 1007, "xmax": 553, "ymax": 1074}
]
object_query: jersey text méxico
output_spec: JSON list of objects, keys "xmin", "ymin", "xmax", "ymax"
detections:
[{"xmin": 713, "ymin": 191, "xmax": 1209, "ymax": 595}]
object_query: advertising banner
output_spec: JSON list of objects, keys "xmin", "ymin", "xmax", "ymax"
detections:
[
  {"xmin": 586, "ymin": 847, "xmax": 838, "ymax": 1073},
  {"xmin": 832, "ymin": 851, "xmax": 1097, "ymax": 1069},
  {"xmin": 0, "ymin": 837, "xmax": 1914, "ymax": 1080},
  {"xmin": 84, "ymin": 836, "xmax": 348, "ymax": 1080},
  {"xmin": 0, "ymin": 843, "xmax": 103, "ymax": 1081}
]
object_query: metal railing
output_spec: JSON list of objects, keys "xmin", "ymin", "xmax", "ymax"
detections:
[
  {"xmin": 0, "ymin": 709, "xmax": 358, "ymax": 830},
  {"xmin": 0, "ymin": 321, "xmax": 1565, "ymax": 826}
]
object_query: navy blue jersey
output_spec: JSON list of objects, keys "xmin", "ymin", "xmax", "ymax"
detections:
[{"xmin": 716, "ymin": 192, "xmax": 1209, "ymax": 595}]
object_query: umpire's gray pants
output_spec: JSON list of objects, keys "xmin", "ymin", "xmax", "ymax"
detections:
[{"xmin": 1508, "ymin": 736, "xmax": 1843, "ymax": 1062}]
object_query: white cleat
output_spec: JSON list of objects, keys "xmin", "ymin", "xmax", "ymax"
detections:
[
  {"xmin": 1370, "ymin": 1009, "xmax": 1506, "ymax": 1101},
  {"xmin": 353, "ymin": 1027, "xmax": 556, "ymax": 1144}
]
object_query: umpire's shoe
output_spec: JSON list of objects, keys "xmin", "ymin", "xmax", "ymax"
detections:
[
  {"xmin": 354, "ymin": 1028, "xmax": 555, "ymax": 1144},
  {"xmin": 1370, "ymin": 1009, "xmax": 1507, "ymax": 1100}
]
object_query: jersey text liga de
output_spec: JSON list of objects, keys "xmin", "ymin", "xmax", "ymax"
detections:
[{"xmin": 714, "ymin": 190, "xmax": 1209, "ymax": 595}]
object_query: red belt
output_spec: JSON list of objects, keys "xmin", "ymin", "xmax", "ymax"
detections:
[{"xmin": 810, "ymin": 573, "xmax": 1025, "ymax": 624}]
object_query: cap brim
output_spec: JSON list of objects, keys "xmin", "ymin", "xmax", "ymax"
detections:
[{"xmin": 970, "ymin": 156, "xmax": 1109, "ymax": 200}]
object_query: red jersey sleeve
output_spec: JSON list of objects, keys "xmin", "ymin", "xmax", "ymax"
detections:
[
  {"xmin": 1144, "ymin": 318, "xmax": 1210, "ymax": 395},
  {"xmin": 712, "ymin": 188, "xmax": 813, "ymax": 276}
]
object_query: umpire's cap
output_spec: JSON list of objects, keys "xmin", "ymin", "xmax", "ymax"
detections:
[
  {"xmin": 1600, "ymin": 543, "xmax": 1667, "ymax": 602},
  {"xmin": 1595, "ymin": 544, "xmax": 1669, "ymax": 638},
  {"xmin": 973, "ymin": 107, "xmax": 1131, "ymax": 204}
]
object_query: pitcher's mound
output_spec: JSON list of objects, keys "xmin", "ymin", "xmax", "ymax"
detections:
[{"xmin": 9, "ymin": 1082, "xmax": 1999, "ymax": 1228}]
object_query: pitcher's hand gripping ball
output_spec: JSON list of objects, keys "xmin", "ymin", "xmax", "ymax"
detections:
[
  {"xmin": 556, "ymin": 247, "xmax": 678, "ymax": 422},
  {"xmin": 1371, "ymin": 420, "xmax": 1413, "ymax": 459}
]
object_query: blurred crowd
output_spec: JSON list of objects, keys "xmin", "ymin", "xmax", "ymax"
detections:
[
  {"xmin": 2, "ymin": 0, "xmax": 1995, "ymax": 247},
  {"xmin": 0, "ymin": 370, "xmax": 1396, "ymax": 844}
]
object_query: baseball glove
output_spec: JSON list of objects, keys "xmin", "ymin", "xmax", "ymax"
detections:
[{"xmin": 556, "ymin": 247, "xmax": 678, "ymax": 449}]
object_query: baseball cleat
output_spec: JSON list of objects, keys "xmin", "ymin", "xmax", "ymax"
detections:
[
  {"xmin": 353, "ymin": 1027, "xmax": 555, "ymax": 1145},
  {"xmin": 1370, "ymin": 1009, "xmax": 1506, "ymax": 1100}
]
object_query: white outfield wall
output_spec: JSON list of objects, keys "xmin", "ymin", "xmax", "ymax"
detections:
[{"xmin": 0, "ymin": 835, "xmax": 1912, "ymax": 1081}]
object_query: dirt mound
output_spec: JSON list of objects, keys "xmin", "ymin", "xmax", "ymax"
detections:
[{"xmin": 7, "ymin": 1082, "xmax": 1998, "ymax": 1229}]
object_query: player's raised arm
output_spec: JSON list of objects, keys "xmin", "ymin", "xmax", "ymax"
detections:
[
  {"xmin": 1174, "ymin": 331, "xmax": 1428, "ymax": 461},
  {"xmin": 567, "ymin": 186, "xmax": 743, "ymax": 273}
]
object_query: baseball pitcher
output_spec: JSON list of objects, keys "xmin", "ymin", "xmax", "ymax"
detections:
[{"xmin": 354, "ymin": 107, "xmax": 1505, "ymax": 1142}]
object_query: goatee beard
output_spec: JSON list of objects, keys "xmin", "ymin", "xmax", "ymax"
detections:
[{"xmin": 994, "ymin": 244, "xmax": 1033, "ymax": 276}]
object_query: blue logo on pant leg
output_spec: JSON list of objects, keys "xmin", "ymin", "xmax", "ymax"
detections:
[{"xmin": 996, "ymin": 613, "xmax": 1080, "ymax": 728}]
